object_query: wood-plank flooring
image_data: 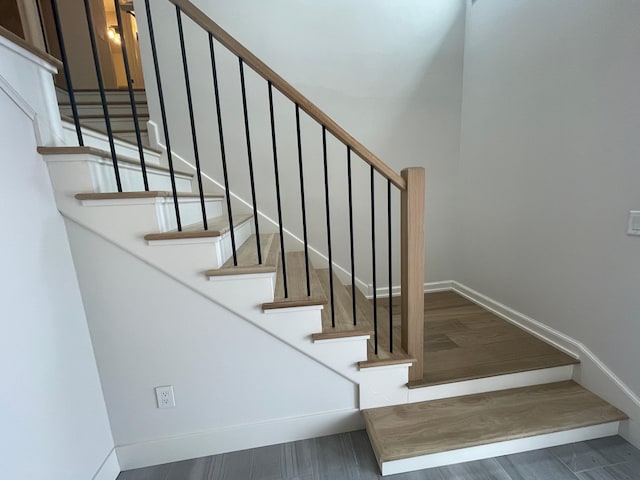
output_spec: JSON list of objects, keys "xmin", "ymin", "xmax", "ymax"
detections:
[
  {"xmin": 363, "ymin": 381, "xmax": 627, "ymax": 463},
  {"xmin": 382, "ymin": 291, "xmax": 580, "ymax": 387},
  {"xmin": 117, "ymin": 431, "xmax": 640, "ymax": 480}
]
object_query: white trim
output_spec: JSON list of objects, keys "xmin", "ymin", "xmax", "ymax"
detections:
[
  {"xmin": 313, "ymin": 334, "xmax": 371, "ymax": 344},
  {"xmin": 115, "ymin": 408, "xmax": 363, "ymax": 470},
  {"xmin": 360, "ymin": 362, "xmax": 414, "ymax": 372},
  {"xmin": 366, "ymin": 280, "xmax": 455, "ymax": 299},
  {"xmin": 262, "ymin": 304, "xmax": 324, "ymax": 315},
  {"xmin": 91, "ymin": 448, "xmax": 120, "ymax": 480},
  {"xmin": 0, "ymin": 35, "xmax": 58, "ymax": 74},
  {"xmin": 380, "ymin": 421, "xmax": 621, "ymax": 476},
  {"xmin": 207, "ymin": 272, "xmax": 276, "ymax": 282},
  {"xmin": 407, "ymin": 365, "xmax": 574, "ymax": 404}
]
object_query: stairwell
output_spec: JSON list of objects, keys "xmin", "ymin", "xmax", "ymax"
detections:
[{"xmin": 3, "ymin": 0, "xmax": 635, "ymax": 476}]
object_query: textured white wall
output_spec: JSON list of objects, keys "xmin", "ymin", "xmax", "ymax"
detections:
[
  {"xmin": 456, "ymin": 0, "xmax": 640, "ymax": 395},
  {"xmin": 134, "ymin": 0, "xmax": 466, "ymax": 286},
  {"xmin": 0, "ymin": 61, "xmax": 117, "ymax": 479}
]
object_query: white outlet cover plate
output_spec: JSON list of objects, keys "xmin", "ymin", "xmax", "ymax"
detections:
[
  {"xmin": 628, "ymin": 211, "xmax": 640, "ymax": 236},
  {"xmin": 155, "ymin": 385, "xmax": 175, "ymax": 409}
]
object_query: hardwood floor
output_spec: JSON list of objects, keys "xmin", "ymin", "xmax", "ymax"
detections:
[
  {"xmin": 117, "ymin": 432, "xmax": 640, "ymax": 480},
  {"xmin": 382, "ymin": 291, "xmax": 580, "ymax": 387}
]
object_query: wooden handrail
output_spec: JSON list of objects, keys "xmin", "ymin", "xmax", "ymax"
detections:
[{"xmin": 169, "ymin": 0, "xmax": 406, "ymax": 190}]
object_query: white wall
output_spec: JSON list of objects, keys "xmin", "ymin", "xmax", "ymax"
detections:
[
  {"xmin": 65, "ymin": 220, "xmax": 360, "ymax": 469},
  {"xmin": 456, "ymin": 0, "xmax": 640, "ymax": 420},
  {"xmin": 134, "ymin": 0, "xmax": 466, "ymax": 286},
  {"xmin": 0, "ymin": 43, "xmax": 117, "ymax": 479}
]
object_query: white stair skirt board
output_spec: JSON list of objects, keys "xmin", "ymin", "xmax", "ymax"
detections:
[
  {"xmin": 407, "ymin": 364, "xmax": 575, "ymax": 404},
  {"xmin": 61, "ymin": 119, "xmax": 159, "ymax": 163},
  {"xmin": 92, "ymin": 449, "xmax": 120, "ymax": 480},
  {"xmin": 146, "ymin": 218, "xmax": 253, "ymax": 270},
  {"xmin": 115, "ymin": 408, "xmax": 363, "ymax": 471},
  {"xmin": 379, "ymin": 421, "xmax": 621, "ymax": 476},
  {"xmin": 79, "ymin": 196, "xmax": 225, "ymax": 233}
]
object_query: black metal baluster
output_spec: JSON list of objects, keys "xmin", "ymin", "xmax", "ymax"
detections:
[
  {"xmin": 387, "ymin": 179, "xmax": 393, "ymax": 353},
  {"xmin": 268, "ymin": 82, "xmax": 287, "ymax": 296},
  {"xmin": 347, "ymin": 147, "xmax": 357, "ymax": 325},
  {"xmin": 296, "ymin": 105, "xmax": 311, "ymax": 297},
  {"xmin": 82, "ymin": 0, "xmax": 120, "ymax": 191},
  {"xmin": 177, "ymin": 7, "xmax": 207, "ymax": 229},
  {"xmin": 371, "ymin": 165, "xmax": 378, "ymax": 354},
  {"xmin": 209, "ymin": 35, "xmax": 237, "ymax": 262},
  {"xmin": 323, "ymin": 127, "xmax": 335, "ymax": 327},
  {"xmin": 239, "ymin": 59, "xmax": 261, "ymax": 264},
  {"xmin": 114, "ymin": 0, "xmax": 148, "ymax": 191},
  {"xmin": 144, "ymin": 0, "xmax": 181, "ymax": 229},
  {"xmin": 49, "ymin": 0, "xmax": 82, "ymax": 145}
]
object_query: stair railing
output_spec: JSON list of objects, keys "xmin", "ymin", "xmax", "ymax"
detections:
[{"xmin": 39, "ymin": 0, "xmax": 425, "ymax": 379}]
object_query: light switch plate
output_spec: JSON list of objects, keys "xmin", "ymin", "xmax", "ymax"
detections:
[{"xmin": 628, "ymin": 211, "xmax": 640, "ymax": 236}]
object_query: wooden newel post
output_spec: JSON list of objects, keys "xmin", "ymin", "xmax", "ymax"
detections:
[{"xmin": 400, "ymin": 167, "xmax": 425, "ymax": 382}]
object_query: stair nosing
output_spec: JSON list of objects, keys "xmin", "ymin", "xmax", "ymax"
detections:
[{"xmin": 144, "ymin": 214, "xmax": 253, "ymax": 241}]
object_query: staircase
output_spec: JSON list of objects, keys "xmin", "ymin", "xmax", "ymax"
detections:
[{"xmin": 29, "ymin": 0, "xmax": 630, "ymax": 476}]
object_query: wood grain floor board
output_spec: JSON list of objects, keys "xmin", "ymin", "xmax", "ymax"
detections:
[{"xmin": 362, "ymin": 381, "xmax": 627, "ymax": 463}]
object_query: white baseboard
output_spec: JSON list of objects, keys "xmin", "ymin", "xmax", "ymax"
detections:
[
  {"xmin": 116, "ymin": 408, "xmax": 363, "ymax": 471},
  {"xmin": 92, "ymin": 448, "xmax": 120, "ymax": 480},
  {"xmin": 450, "ymin": 281, "xmax": 640, "ymax": 450},
  {"xmin": 365, "ymin": 281, "xmax": 454, "ymax": 299}
]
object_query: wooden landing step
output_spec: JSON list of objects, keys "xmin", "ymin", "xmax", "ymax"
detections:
[
  {"xmin": 206, "ymin": 233, "xmax": 280, "ymax": 276},
  {"xmin": 363, "ymin": 380, "xmax": 627, "ymax": 476},
  {"xmin": 144, "ymin": 213, "xmax": 252, "ymax": 241}
]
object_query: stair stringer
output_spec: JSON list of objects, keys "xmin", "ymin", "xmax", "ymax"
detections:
[{"xmin": 44, "ymin": 151, "xmax": 412, "ymax": 410}]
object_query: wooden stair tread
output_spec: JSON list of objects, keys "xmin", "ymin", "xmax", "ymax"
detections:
[
  {"xmin": 144, "ymin": 213, "xmax": 252, "ymax": 241},
  {"xmin": 37, "ymin": 146, "xmax": 190, "ymax": 176},
  {"xmin": 206, "ymin": 234, "xmax": 279, "ymax": 276},
  {"xmin": 262, "ymin": 252, "xmax": 326, "ymax": 310},
  {"xmin": 363, "ymin": 381, "xmax": 627, "ymax": 464},
  {"xmin": 76, "ymin": 191, "xmax": 223, "ymax": 201}
]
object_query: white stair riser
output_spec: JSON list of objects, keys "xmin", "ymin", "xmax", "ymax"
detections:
[
  {"xmin": 407, "ymin": 365, "xmax": 575, "ymax": 405},
  {"xmin": 70, "ymin": 116, "xmax": 147, "ymax": 132},
  {"xmin": 62, "ymin": 120, "xmax": 159, "ymax": 162},
  {"xmin": 80, "ymin": 197, "xmax": 224, "ymax": 232},
  {"xmin": 115, "ymin": 131, "xmax": 150, "ymax": 146},
  {"xmin": 87, "ymin": 157, "xmax": 191, "ymax": 193},
  {"xmin": 379, "ymin": 421, "xmax": 621, "ymax": 476},
  {"xmin": 60, "ymin": 104, "xmax": 149, "ymax": 117},
  {"xmin": 147, "ymin": 219, "xmax": 253, "ymax": 270},
  {"xmin": 57, "ymin": 88, "xmax": 147, "ymax": 104}
]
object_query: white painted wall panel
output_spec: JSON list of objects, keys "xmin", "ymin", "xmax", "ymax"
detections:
[{"xmin": 0, "ymin": 87, "xmax": 116, "ymax": 479}]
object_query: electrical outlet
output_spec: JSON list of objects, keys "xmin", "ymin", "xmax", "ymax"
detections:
[
  {"xmin": 628, "ymin": 211, "xmax": 640, "ymax": 236},
  {"xmin": 155, "ymin": 385, "xmax": 175, "ymax": 409}
]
